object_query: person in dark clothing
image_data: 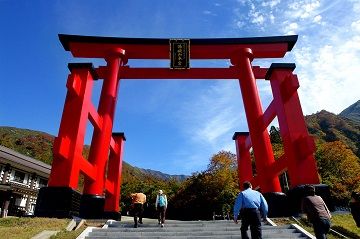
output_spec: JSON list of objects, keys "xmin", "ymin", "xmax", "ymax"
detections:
[
  {"xmin": 131, "ymin": 192, "xmax": 146, "ymax": 228},
  {"xmin": 301, "ymin": 185, "xmax": 332, "ymax": 239},
  {"xmin": 350, "ymin": 191, "xmax": 360, "ymax": 227},
  {"xmin": 233, "ymin": 181, "xmax": 268, "ymax": 239}
]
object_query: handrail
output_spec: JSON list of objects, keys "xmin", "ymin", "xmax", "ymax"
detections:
[
  {"xmin": 291, "ymin": 216, "xmax": 349, "ymax": 239},
  {"xmin": 329, "ymin": 228, "xmax": 349, "ymax": 239},
  {"xmin": 265, "ymin": 217, "xmax": 277, "ymax": 226}
]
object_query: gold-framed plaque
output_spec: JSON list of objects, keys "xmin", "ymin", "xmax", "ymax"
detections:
[{"xmin": 170, "ymin": 39, "xmax": 190, "ymax": 69}]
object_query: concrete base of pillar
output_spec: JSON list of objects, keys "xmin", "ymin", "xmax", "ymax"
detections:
[
  {"xmin": 287, "ymin": 184, "xmax": 333, "ymax": 215},
  {"xmin": 263, "ymin": 192, "xmax": 291, "ymax": 217},
  {"xmin": 103, "ymin": 211, "xmax": 121, "ymax": 220},
  {"xmin": 34, "ymin": 187, "xmax": 81, "ymax": 218},
  {"xmin": 262, "ymin": 184, "xmax": 332, "ymax": 217},
  {"xmin": 80, "ymin": 194, "xmax": 105, "ymax": 219}
]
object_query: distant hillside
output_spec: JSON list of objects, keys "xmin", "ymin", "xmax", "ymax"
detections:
[
  {"xmin": 305, "ymin": 110, "xmax": 360, "ymax": 157},
  {"xmin": 340, "ymin": 100, "xmax": 360, "ymax": 124},
  {"xmin": 0, "ymin": 126, "xmax": 187, "ymax": 182},
  {"xmin": 135, "ymin": 167, "xmax": 188, "ymax": 181},
  {"xmin": 0, "ymin": 127, "xmax": 54, "ymax": 165}
]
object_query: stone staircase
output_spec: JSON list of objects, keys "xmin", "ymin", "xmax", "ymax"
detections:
[{"xmin": 79, "ymin": 217, "xmax": 314, "ymax": 239}]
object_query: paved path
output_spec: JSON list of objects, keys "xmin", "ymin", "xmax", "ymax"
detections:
[{"xmin": 80, "ymin": 216, "xmax": 313, "ymax": 239}]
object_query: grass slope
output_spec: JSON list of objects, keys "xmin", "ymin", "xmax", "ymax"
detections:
[{"xmin": 0, "ymin": 217, "xmax": 69, "ymax": 239}]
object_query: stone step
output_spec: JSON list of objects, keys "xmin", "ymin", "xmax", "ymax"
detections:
[
  {"xmin": 95, "ymin": 224, "xmax": 293, "ymax": 230},
  {"xmin": 108, "ymin": 224, "xmax": 241, "ymax": 228},
  {"xmin": 97, "ymin": 225, "xmax": 292, "ymax": 232},
  {"xmin": 89, "ymin": 228, "xmax": 301, "ymax": 236},
  {"xmin": 85, "ymin": 235, "xmax": 305, "ymax": 239},
  {"xmin": 108, "ymin": 219, "xmax": 239, "ymax": 225},
  {"xmin": 82, "ymin": 219, "xmax": 310, "ymax": 239},
  {"xmin": 107, "ymin": 221, "xmax": 275, "ymax": 228}
]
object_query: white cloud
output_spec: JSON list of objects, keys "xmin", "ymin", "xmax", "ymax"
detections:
[
  {"xmin": 294, "ymin": 36, "xmax": 360, "ymax": 114},
  {"xmin": 203, "ymin": 10, "xmax": 217, "ymax": 16},
  {"xmin": 269, "ymin": 13, "xmax": 275, "ymax": 24},
  {"xmin": 283, "ymin": 22, "xmax": 299, "ymax": 34},
  {"xmin": 261, "ymin": 0, "xmax": 281, "ymax": 8},
  {"xmin": 178, "ymin": 81, "xmax": 243, "ymax": 146},
  {"xmin": 293, "ymin": 46, "xmax": 312, "ymax": 66},
  {"xmin": 236, "ymin": 20, "xmax": 246, "ymax": 28},
  {"xmin": 352, "ymin": 0, "xmax": 360, "ymax": 13},
  {"xmin": 288, "ymin": 0, "xmax": 321, "ymax": 19},
  {"xmin": 231, "ymin": 0, "xmax": 359, "ymax": 117},
  {"xmin": 237, "ymin": 0, "xmax": 247, "ymax": 5},
  {"xmin": 250, "ymin": 12, "xmax": 265, "ymax": 25},
  {"xmin": 234, "ymin": 0, "xmax": 283, "ymax": 29},
  {"xmin": 351, "ymin": 20, "xmax": 360, "ymax": 32},
  {"xmin": 313, "ymin": 15, "xmax": 322, "ymax": 24},
  {"xmin": 193, "ymin": 108, "xmax": 237, "ymax": 144},
  {"xmin": 167, "ymin": 80, "xmax": 247, "ymax": 173}
]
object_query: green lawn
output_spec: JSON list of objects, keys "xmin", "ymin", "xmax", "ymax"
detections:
[
  {"xmin": 0, "ymin": 217, "xmax": 69, "ymax": 239},
  {"xmin": 330, "ymin": 213, "xmax": 360, "ymax": 239},
  {"xmin": 272, "ymin": 213, "xmax": 360, "ymax": 239},
  {"xmin": 0, "ymin": 217, "xmax": 108, "ymax": 239},
  {"xmin": 51, "ymin": 225, "xmax": 86, "ymax": 239}
]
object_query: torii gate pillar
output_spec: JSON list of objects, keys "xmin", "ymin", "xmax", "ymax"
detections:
[
  {"xmin": 232, "ymin": 48, "xmax": 282, "ymax": 192},
  {"xmin": 35, "ymin": 59, "xmax": 126, "ymax": 219},
  {"xmin": 233, "ymin": 63, "xmax": 319, "ymax": 191}
]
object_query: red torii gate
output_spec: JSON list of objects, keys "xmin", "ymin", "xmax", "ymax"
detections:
[{"xmin": 35, "ymin": 34, "xmax": 319, "ymax": 219}]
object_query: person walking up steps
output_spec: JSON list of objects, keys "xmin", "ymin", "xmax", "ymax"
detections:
[
  {"xmin": 131, "ymin": 192, "xmax": 146, "ymax": 228},
  {"xmin": 233, "ymin": 181, "xmax": 268, "ymax": 239},
  {"xmin": 155, "ymin": 189, "xmax": 168, "ymax": 227},
  {"xmin": 302, "ymin": 185, "xmax": 331, "ymax": 239}
]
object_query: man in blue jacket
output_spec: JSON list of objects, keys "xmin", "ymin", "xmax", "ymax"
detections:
[{"xmin": 233, "ymin": 181, "xmax": 268, "ymax": 239}]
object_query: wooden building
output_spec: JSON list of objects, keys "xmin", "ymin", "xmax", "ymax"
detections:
[{"xmin": 0, "ymin": 145, "xmax": 50, "ymax": 217}]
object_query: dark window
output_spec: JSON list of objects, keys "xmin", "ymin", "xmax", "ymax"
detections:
[
  {"xmin": 13, "ymin": 171, "xmax": 26, "ymax": 183},
  {"xmin": 38, "ymin": 178, "xmax": 47, "ymax": 188}
]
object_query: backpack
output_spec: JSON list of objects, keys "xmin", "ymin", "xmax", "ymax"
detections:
[{"xmin": 158, "ymin": 195, "xmax": 166, "ymax": 207}]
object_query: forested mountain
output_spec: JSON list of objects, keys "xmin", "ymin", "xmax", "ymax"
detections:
[
  {"xmin": 340, "ymin": 100, "xmax": 360, "ymax": 124},
  {"xmin": 303, "ymin": 104, "xmax": 360, "ymax": 204},
  {"xmin": 0, "ymin": 126, "xmax": 187, "ymax": 182},
  {"xmin": 134, "ymin": 167, "xmax": 188, "ymax": 181},
  {"xmin": 0, "ymin": 127, "xmax": 54, "ymax": 165},
  {"xmin": 305, "ymin": 110, "xmax": 360, "ymax": 157}
]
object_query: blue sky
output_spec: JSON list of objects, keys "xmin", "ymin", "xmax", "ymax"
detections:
[{"xmin": 1, "ymin": 0, "xmax": 359, "ymax": 175}]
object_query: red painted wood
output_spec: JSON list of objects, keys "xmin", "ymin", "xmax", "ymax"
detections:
[
  {"xmin": 47, "ymin": 34, "xmax": 319, "ymax": 217},
  {"xmin": 235, "ymin": 48, "xmax": 281, "ymax": 192}
]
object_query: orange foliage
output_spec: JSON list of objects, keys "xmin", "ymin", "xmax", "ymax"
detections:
[{"xmin": 316, "ymin": 141, "xmax": 360, "ymax": 205}]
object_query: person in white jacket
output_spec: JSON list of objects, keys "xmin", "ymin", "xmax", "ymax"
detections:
[{"xmin": 155, "ymin": 189, "xmax": 168, "ymax": 227}]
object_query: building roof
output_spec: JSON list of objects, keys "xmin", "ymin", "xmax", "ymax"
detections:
[{"xmin": 0, "ymin": 145, "xmax": 51, "ymax": 178}]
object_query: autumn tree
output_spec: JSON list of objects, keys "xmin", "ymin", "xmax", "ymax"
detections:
[
  {"xmin": 120, "ymin": 173, "xmax": 181, "ymax": 218},
  {"xmin": 269, "ymin": 126, "xmax": 282, "ymax": 144},
  {"xmin": 169, "ymin": 151, "xmax": 240, "ymax": 220},
  {"xmin": 316, "ymin": 141, "xmax": 360, "ymax": 205}
]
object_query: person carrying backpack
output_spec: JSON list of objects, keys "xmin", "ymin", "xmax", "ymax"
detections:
[{"xmin": 155, "ymin": 189, "xmax": 168, "ymax": 227}]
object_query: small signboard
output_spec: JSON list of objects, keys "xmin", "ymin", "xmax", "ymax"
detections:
[{"xmin": 170, "ymin": 39, "xmax": 190, "ymax": 69}]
